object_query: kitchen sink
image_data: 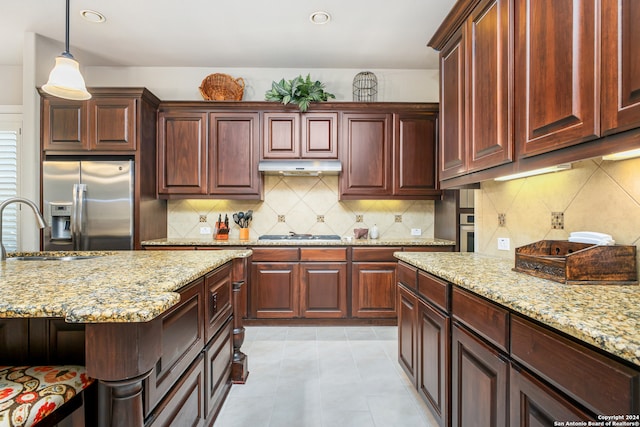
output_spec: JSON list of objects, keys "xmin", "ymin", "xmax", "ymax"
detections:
[
  {"xmin": 258, "ymin": 234, "xmax": 341, "ymax": 241},
  {"xmin": 8, "ymin": 255, "xmax": 101, "ymax": 261}
]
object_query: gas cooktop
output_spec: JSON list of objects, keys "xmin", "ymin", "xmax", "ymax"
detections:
[{"xmin": 258, "ymin": 234, "xmax": 341, "ymax": 241}]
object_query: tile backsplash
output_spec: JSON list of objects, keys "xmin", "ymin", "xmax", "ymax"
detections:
[
  {"xmin": 167, "ymin": 175, "xmax": 435, "ymax": 240},
  {"xmin": 476, "ymin": 157, "xmax": 640, "ymax": 269}
]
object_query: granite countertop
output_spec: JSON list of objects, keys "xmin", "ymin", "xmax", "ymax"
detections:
[
  {"xmin": 0, "ymin": 250, "xmax": 251, "ymax": 323},
  {"xmin": 141, "ymin": 237, "xmax": 455, "ymax": 247},
  {"xmin": 394, "ymin": 252, "xmax": 640, "ymax": 368}
]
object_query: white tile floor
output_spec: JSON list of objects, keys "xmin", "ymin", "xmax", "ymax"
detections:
[{"xmin": 214, "ymin": 326, "xmax": 438, "ymax": 427}]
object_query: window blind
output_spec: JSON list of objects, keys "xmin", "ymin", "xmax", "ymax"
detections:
[{"xmin": 0, "ymin": 129, "xmax": 18, "ymax": 252}]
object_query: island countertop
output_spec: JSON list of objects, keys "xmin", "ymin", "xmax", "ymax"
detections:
[
  {"xmin": 141, "ymin": 237, "xmax": 455, "ymax": 247},
  {"xmin": 394, "ymin": 252, "xmax": 640, "ymax": 367},
  {"xmin": 0, "ymin": 249, "xmax": 251, "ymax": 323}
]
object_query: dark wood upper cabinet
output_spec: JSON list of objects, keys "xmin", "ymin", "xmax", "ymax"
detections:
[
  {"xmin": 394, "ymin": 112, "xmax": 439, "ymax": 197},
  {"xmin": 89, "ymin": 97, "xmax": 136, "ymax": 151},
  {"xmin": 340, "ymin": 113, "xmax": 393, "ymax": 198},
  {"xmin": 263, "ymin": 112, "xmax": 338, "ymax": 159},
  {"xmin": 41, "ymin": 89, "xmax": 144, "ymax": 152},
  {"xmin": 41, "ymin": 97, "xmax": 89, "ymax": 151},
  {"xmin": 439, "ymin": 29, "xmax": 467, "ymax": 181},
  {"xmin": 437, "ymin": 0, "xmax": 512, "ymax": 180},
  {"xmin": 467, "ymin": 0, "xmax": 512, "ymax": 170},
  {"xmin": 157, "ymin": 111, "xmax": 208, "ymax": 195},
  {"xmin": 209, "ymin": 112, "xmax": 261, "ymax": 198},
  {"xmin": 601, "ymin": 0, "xmax": 640, "ymax": 135},
  {"xmin": 515, "ymin": 0, "xmax": 599, "ymax": 158}
]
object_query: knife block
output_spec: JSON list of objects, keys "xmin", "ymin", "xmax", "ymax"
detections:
[{"xmin": 214, "ymin": 222, "xmax": 229, "ymax": 240}]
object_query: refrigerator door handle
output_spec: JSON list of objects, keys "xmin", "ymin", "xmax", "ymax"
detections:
[{"xmin": 72, "ymin": 184, "xmax": 87, "ymax": 250}]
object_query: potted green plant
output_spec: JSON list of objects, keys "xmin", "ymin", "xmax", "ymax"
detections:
[{"xmin": 265, "ymin": 74, "xmax": 335, "ymax": 112}]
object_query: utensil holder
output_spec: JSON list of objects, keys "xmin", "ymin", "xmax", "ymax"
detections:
[{"xmin": 239, "ymin": 228, "xmax": 249, "ymax": 240}]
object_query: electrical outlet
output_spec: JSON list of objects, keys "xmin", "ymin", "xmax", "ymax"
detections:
[
  {"xmin": 411, "ymin": 228, "xmax": 422, "ymax": 236},
  {"xmin": 497, "ymin": 238, "xmax": 510, "ymax": 251},
  {"xmin": 200, "ymin": 226, "xmax": 211, "ymax": 235}
]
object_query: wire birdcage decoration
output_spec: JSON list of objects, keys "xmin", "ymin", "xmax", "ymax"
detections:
[{"xmin": 352, "ymin": 71, "xmax": 378, "ymax": 102}]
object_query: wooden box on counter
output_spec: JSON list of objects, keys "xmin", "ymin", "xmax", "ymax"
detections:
[{"xmin": 514, "ymin": 240, "xmax": 638, "ymax": 285}]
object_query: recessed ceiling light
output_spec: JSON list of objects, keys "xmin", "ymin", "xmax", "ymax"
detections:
[
  {"xmin": 80, "ymin": 9, "xmax": 106, "ymax": 23},
  {"xmin": 309, "ymin": 11, "xmax": 331, "ymax": 25}
]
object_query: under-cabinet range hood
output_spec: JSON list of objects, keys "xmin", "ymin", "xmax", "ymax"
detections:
[{"xmin": 258, "ymin": 160, "xmax": 342, "ymax": 176}]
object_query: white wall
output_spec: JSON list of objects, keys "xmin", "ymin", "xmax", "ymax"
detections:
[
  {"xmin": 0, "ymin": 67, "xmax": 23, "ymax": 105},
  {"xmin": 85, "ymin": 67, "xmax": 440, "ymax": 102}
]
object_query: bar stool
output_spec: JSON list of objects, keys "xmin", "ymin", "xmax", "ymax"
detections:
[{"xmin": 0, "ymin": 365, "xmax": 96, "ymax": 427}]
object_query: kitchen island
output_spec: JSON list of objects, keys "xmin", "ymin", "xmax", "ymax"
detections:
[
  {"xmin": 394, "ymin": 251, "xmax": 640, "ymax": 426},
  {"xmin": 0, "ymin": 249, "xmax": 251, "ymax": 427}
]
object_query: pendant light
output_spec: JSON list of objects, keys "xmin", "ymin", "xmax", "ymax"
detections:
[{"xmin": 42, "ymin": 0, "xmax": 91, "ymax": 100}]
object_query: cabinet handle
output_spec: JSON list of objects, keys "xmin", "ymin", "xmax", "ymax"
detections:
[{"xmin": 210, "ymin": 292, "xmax": 218, "ymax": 318}]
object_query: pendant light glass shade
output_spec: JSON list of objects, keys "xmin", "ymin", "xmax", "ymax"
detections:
[
  {"xmin": 42, "ymin": 54, "xmax": 91, "ymax": 100},
  {"xmin": 42, "ymin": 0, "xmax": 91, "ymax": 100}
]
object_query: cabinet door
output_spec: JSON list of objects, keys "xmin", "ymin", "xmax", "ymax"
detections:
[
  {"xmin": 263, "ymin": 112, "xmax": 300, "ymax": 159},
  {"xmin": 209, "ymin": 112, "xmax": 262, "ymax": 197},
  {"xmin": 144, "ymin": 279, "xmax": 205, "ymax": 415},
  {"xmin": 302, "ymin": 112, "xmax": 338, "ymax": 159},
  {"xmin": 41, "ymin": 97, "xmax": 89, "ymax": 151},
  {"xmin": 515, "ymin": 0, "xmax": 599, "ymax": 157},
  {"xmin": 602, "ymin": 0, "xmax": 640, "ymax": 135},
  {"xmin": 510, "ymin": 365, "xmax": 593, "ymax": 426},
  {"xmin": 439, "ymin": 28, "xmax": 467, "ymax": 180},
  {"xmin": 0, "ymin": 319, "xmax": 29, "ymax": 364},
  {"xmin": 250, "ymin": 262, "xmax": 300, "ymax": 318},
  {"xmin": 352, "ymin": 262, "xmax": 398, "ymax": 318},
  {"xmin": 89, "ymin": 97, "xmax": 136, "ymax": 151},
  {"xmin": 300, "ymin": 262, "xmax": 347, "ymax": 318},
  {"xmin": 394, "ymin": 113, "xmax": 439, "ymax": 196},
  {"xmin": 451, "ymin": 324, "xmax": 508, "ymax": 427},
  {"xmin": 466, "ymin": 0, "xmax": 513, "ymax": 172},
  {"xmin": 417, "ymin": 299, "xmax": 450, "ymax": 427},
  {"xmin": 397, "ymin": 284, "xmax": 418, "ymax": 384},
  {"xmin": 340, "ymin": 113, "xmax": 393, "ymax": 198},
  {"xmin": 204, "ymin": 319, "xmax": 232, "ymax": 420},
  {"xmin": 157, "ymin": 111, "xmax": 208, "ymax": 195}
]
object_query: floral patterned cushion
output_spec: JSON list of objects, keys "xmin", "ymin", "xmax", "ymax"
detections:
[{"xmin": 0, "ymin": 366, "xmax": 94, "ymax": 427}]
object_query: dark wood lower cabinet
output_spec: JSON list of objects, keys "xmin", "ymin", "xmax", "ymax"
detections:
[
  {"xmin": 250, "ymin": 262, "xmax": 300, "ymax": 318},
  {"xmin": 352, "ymin": 262, "xmax": 398, "ymax": 318},
  {"xmin": 451, "ymin": 324, "xmax": 508, "ymax": 427},
  {"xmin": 417, "ymin": 299, "xmax": 449, "ymax": 427},
  {"xmin": 148, "ymin": 353, "xmax": 206, "ymax": 427},
  {"xmin": 205, "ymin": 318, "xmax": 233, "ymax": 419},
  {"xmin": 398, "ymin": 284, "xmax": 418, "ymax": 383},
  {"xmin": 510, "ymin": 364, "xmax": 592, "ymax": 426},
  {"xmin": 300, "ymin": 262, "xmax": 348, "ymax": 318}
]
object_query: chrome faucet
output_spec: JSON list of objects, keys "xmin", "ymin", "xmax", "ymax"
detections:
[{"xmin": 0, "ymin": 197, "xmax": 48, "ymax": 261}]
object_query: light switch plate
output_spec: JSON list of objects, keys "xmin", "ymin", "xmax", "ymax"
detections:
[
  {"xmin": 200, "ymin": 226, "xmax": 211, "ymax": 235},
  {"xmin": 497, "ymin": 238, "xmax": 510, "ymax": 251},
  {"xmin": 411, "ymin": 228, "xmax": 422, "ymax": 236}
]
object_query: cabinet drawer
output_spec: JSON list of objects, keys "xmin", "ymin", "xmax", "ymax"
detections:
[
  {"xmin": 511, "ymin": 315, "xmax": 640, "ymax": 415},
  {"xmin": 204, "ymin": 263, "xmax": 232, "ymax": 342},
  {"xmin": 300, "ymin": 247, "xmax": 347, "ymax": 261},
  {"xmin": 251, "ymin": 247, "xmax": 299, "ymax": 261},
  {"xmin": 418, "ymin": 270, "xmax": 449, "ymax": 313},
  {"xmin": 148, "ymin": 353, "xmax": 206, "ymax": 427},
  {"xmin": 452, "ymin": 287, "xmax": 509, "ymax": 352},
  {"xmin": 352, "ymin": 247, "xmax": 401, "ymax": 262},
  {"xmin": 397, "ymin": 262, "xmax": 417, "ymax": 290}
]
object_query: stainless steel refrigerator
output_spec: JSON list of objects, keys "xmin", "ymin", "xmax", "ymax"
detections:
[{"xmin": 42, "ymin": 160, "xmax": 135, "ymax": 251}]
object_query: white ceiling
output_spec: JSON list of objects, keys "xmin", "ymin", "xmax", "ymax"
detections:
[{"xmin": 0, "ymin": 0, "xmax": 456, "ymax": 69}]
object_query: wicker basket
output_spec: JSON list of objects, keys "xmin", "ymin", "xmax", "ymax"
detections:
[{"xmin": 199, "ymin": 73, "xmax": 245, "ymax": 101}]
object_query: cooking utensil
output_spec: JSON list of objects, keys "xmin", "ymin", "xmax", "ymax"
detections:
[
  {"xmin": 245, "ymin": 210, "xmax": 253, "ymax": 227},
  {"xmin": 233, "ymin": 213, "xmax": 240, "ymax": 226}
]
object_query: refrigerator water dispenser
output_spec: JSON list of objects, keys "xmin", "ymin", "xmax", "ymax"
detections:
[{"xmin": 50, "ymin": 202, "xmax": 72, "ymax": 240}]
